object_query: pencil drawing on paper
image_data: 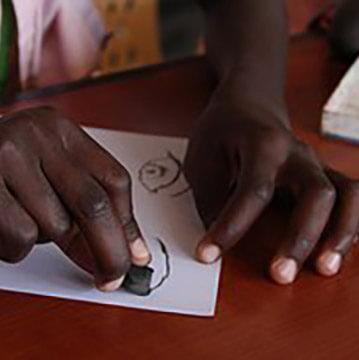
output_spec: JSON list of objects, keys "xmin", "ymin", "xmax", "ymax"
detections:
[{"xmin": 138, "ymin": 151, "xmax": 190, "ymax": 197}]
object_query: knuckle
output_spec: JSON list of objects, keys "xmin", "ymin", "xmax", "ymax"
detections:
[
  {"xmin": 313, "ymin": 179, "xmax": 336, "ymax": 203},
  {"xmin": 103, "ymin": 166, "xmax": 131, "ymax": 191},
  {"xmin": 53, "ymin": 114, "xmax": 72, "ymax": 128},
  {"xmin": 118, "ymin": 213, "xmax": 133, "ymax": 227},
  {"xmin": 16, "ymin": 224, "xmax": 38, "ymax": 247},
  {"xmin": 0, "ymin": 140, "xmax": 21, "ymax": 161},
  {"xmin": 122, "ymin": 218, "xmax": 140, "ymax": 241},
  {"xmin": 1, "ymin": 225, "xmax": 38, "ymax": 263},
  {"xmin": 50, "ymin": 115, "xmax": 74, "ymax": 135},
  {"xmin": 76, "ymin": 183, "xmax": 112, "ymax": 221},
  {"xmin": 26, "ymin": 108, "xmax": 75, "ymax": 133},
  {"xmin": 46, "ymin": 215, "xmax": 72, "ymax": 239},
  {"xmin": 250, "ymin": 180, "xmax": 275, "ymax": 203},
  {"xmin": 258, "ymin": 128, "xmax": 289, "ymax": 153},
  {"xmin": 254, "ymin": 129, "xmax": 290, "ymax": 166}
]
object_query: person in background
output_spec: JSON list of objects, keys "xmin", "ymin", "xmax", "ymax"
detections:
[
  {"xmin": 0, "ymin": 0, "xmax": 106, "ymax": 97},
  {"xmin": 3, "ymin": 0, "xmax": 358, "ymax": 95},
  {"xmin": 0, "ymin": 0, "xmax": 358, "ymax": 292}
]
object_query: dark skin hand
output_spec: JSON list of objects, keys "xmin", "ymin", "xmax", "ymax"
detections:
[
  {"xmin": 184, "ymin": 0, "xmax": 359, "ymax": 284},
  {"xmin": 0, "ymin": 107, "xmax": 151, "ymax": 291},
  {"xmin": 1, "ymin": 0, "xmax": 358, "ymax": 288},
  {"xmin": 0, "ymin": 3, "xmax": 151, "ymax": 292}
]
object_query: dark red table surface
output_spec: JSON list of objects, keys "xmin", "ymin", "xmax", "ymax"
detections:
[{"xmin": 0, "ymin": 35, "xmax": 358, "ymax": 360}]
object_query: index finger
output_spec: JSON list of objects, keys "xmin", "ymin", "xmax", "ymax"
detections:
[
  {"xmin": 71, "ymin": 131, "xmax": 151, "ymax": 267},
  {"xmin": 196, "ymin": 157, "xmax": 277, "ymax": 264},
  {"xmin": 43, "ymin": 152, "xmax": 131, "ymax": 292}
]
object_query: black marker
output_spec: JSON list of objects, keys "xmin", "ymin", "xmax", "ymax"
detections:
[{"xmin": 122, "ymin": 238, "xmax": 170, "ymax": 296}]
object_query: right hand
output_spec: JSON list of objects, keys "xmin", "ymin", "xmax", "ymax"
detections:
[{"xmin": 0, "ymin": 106, "xmax": 151, "ymax": 291}]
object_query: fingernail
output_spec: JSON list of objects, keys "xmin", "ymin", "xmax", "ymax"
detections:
[
  {"xmin": 197, "ymin": 243, "xmax": 221, "ymax": 264},
  {"xmin": 97, "ymin": 276, "xmax": 125, "ymax": 292},
  {"xmin": 270, "ymin": 257, "xmax": 298, "ymax": 285},
  {"xmin": 130, "ymin": 238, "xmax": 151, "ymax": 266},
  {"xmin": 317, "ymin": 251, "xmax": 342, "ymax": 277}
]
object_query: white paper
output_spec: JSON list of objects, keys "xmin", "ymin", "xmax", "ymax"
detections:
[
  {"xmin": 0, "ymin": 128, "xmax": 221, "ymax": 317},
  {"xmin": 322, "ymin": 57, "xmax": 359, "ymax": 142}
]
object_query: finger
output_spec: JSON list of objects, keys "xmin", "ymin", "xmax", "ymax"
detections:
[
  {"xmin": 2, "ymin": 155, "xmax": 71, "ymax": 240},
  {"xmin": 56, "ymin": 223, "xmax": 96, "ymax": 275},
  {"xmin": 0, "ymin": 179, "xmax": 38, "ymax": 262},
  {"xmin": 42, "ymin": 153, "xmax": 131, "ymax": 292},
  {"xmin": 316, "ymin": 172, "xmax": 359, "ymax": 277},
  {"xmin": 184, "ymin": 137, "xmax": 234, "ymax": 228},
  {"xmin": 270, "ymin": 173, "xmax": 336, "ymax": 285},
  {"xmin": 72, "ymin": 132, "xmax": 150, "ymax": 266},
  {"xmin": 197, "ymin": 154, "xmax": 277, "ymax": 264}
]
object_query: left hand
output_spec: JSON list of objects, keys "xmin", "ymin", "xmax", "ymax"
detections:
[{"xmin": 184, "ymin": 99, "xmax": 359, "ymax": 285}]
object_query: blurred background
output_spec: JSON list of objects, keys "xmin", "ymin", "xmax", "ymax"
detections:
[
  {"xmin": 92, "ymin": 0, "xmax": 334, "ymax": 76},
  {"xmin": 11, "ymin": 0, "xmax": 337, "ymax": 92},
  {"xmin": 93, "ymin": 0, "xmax": 204, "ymax": 75}
]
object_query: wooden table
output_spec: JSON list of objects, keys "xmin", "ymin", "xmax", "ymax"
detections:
[{"xmin": 1, "ymin": 35, "xmax": 359, "ymax": 360}]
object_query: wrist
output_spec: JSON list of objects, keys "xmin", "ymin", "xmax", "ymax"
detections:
[{"xmin": 209, "ymin": 78, "xmax": 290, "ymax": 130}]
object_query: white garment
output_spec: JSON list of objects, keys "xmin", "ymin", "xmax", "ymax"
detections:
[{"xmin": 10, "ymin": 0, "xmax": 106, "ymax": 88}]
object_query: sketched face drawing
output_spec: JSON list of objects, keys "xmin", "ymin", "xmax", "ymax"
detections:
[
  {"xmin": 138, "ymin": 151, "xmax": 189, "ymax": 196},
  {"xmin": 138, "ymin": 151, "xmax": 181, "ymax": 193}
]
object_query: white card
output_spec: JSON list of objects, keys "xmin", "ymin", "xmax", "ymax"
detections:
[
  {"xmin": 322, "ymin": 57, "xmax": 359, "ymax": 142},
  {"xmin": 0, "ymin": 128, "xmax": 221, "ymax": 317}
]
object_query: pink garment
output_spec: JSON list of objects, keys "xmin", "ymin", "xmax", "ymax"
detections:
[{"xmin": 12, "ymin": 0, "xmax": 106, "ymax": 89}]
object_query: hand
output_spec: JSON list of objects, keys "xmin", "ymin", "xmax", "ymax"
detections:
[
  {"xmin": 0, "ymin": 107, "xmax": 151, "ymax": 291},
  {"xmin": 184, "ymin": 101, "xmax": 359, "ymax": 285}
]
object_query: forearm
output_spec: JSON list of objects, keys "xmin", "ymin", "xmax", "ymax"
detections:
[{"xmin": 199, "ymin": 0, "xmax": 289, "ymax": 122}]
